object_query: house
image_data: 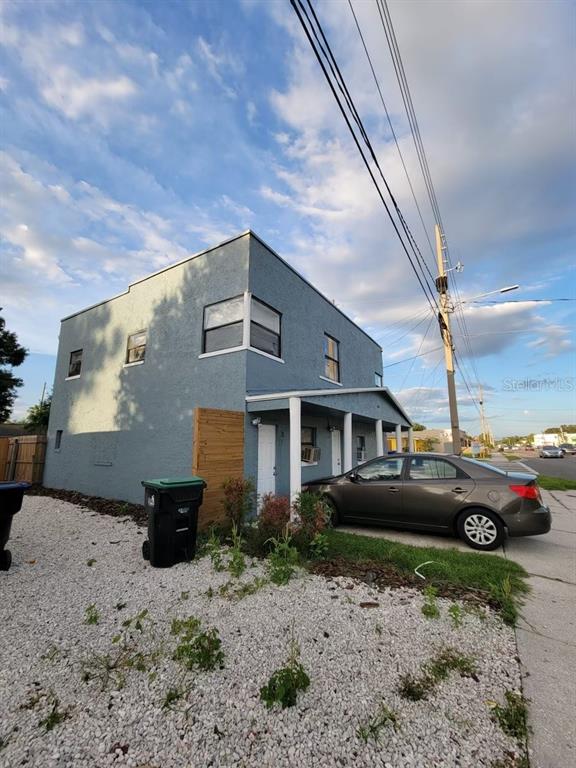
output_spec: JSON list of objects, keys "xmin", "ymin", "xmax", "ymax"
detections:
[
  {"xmin": 44, "ymin": 231, "xmax": 412, "ymax": 526},
  {"xmin": 411, "ymin": 428, "xmax": 472, "ymax": 454}
]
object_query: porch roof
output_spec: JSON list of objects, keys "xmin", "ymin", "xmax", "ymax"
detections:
[{"xmin": 246, "ymin": 386, "xmax": 411, "ymax": 428}]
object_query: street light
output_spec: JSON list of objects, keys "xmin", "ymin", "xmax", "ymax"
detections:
[{"xmin": 456, "ymin": 285, "xmax": 520, "ymax": 307}]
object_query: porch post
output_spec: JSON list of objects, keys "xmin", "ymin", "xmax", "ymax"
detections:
[
  {"xmin": 343, "ymin": 412, "xmax": 353, "ymax": 472},
  {"xmin": 289, "ymin": 397, "xmax": 301, "ymax": 508},
  {"xmin": 408, "ymin": 427, "xmax": 414, "ymax": 452},
  {"xmin": 375, "ymin": 419, "xmax": 384, "ymax": 456},
  {"xmin": 395, "ymin": 424, "xmax": 403, "ymax": 453}
]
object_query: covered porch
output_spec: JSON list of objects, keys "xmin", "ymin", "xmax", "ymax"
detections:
[{"xmin": 245, "ymin": 387, "xmax": 413, "ymax": 501}]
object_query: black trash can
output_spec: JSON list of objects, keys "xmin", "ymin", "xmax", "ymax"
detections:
[
  {"xmin": 141, "ymin": 477, "xmax": 206, "ymax": 568},
  {"xmin": 0, "ymin": 481, "xmax": 30, "ymax": 571}
]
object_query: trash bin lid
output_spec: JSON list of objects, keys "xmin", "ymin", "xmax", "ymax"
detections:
[
  {"xmin": 141, "ymin": 476, "xmax": 205, "ymax": 490},
  {"xmin": 0, "ymin": 481, "xmax": 31, "ymax": 491}
]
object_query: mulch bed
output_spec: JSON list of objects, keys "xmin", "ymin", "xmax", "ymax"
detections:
[
  {"xmin": 26, "ymin": 485, "xmax": 147, "ymax": 527},
  {"xmin": 309, "ymin": 557, "xmax": 497, "ymax": 609}
]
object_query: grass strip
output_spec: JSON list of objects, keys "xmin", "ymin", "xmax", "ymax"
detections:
[{"xmin": 537, "ymin": 475, "xmax": 576, "ymax": 491}]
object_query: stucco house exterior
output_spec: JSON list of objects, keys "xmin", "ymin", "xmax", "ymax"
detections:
[{"xmin": 44, "ymin": 231, "xmax": 412, "ymax": 525}]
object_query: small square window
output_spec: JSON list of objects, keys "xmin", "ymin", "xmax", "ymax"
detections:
[
  {"xmin": 55, "ymin": 430, "xmax": 63, "ymax": 450},
  {"xmin": 126, "ymin": 331, "xmax": 147, "ymax": 363},
  {"xmin": 68, "ymin": 349, "xmax": 82, "ymax": 377}
]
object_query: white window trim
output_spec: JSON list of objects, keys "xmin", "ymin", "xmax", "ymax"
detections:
[
  {"xmin": 319, "ymin": 375, "xmax": 343, "ymax": 386},
  {"xmin": 65, "ymin": 374, "xmax": 81, "ymax": 381},
  {"xmin": 123, "ymin": 360, "xmax": 145, "ymax": 368},
  {"xmin": 199, "ymin": 344, "xmax": 284, "ymax": 364},
  {"xmin": 242, "ymin": 291, "xmax": 251, "ymax": 347},
  {"xmin": 301, "ymin": 461, "xmax": 319, "ymax": 467}
]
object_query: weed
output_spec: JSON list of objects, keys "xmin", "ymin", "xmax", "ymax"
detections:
[
  {"xmin": 121, "ymin": 609, "xmax": 151, "ymax": 633},
  {"xmin": 40, "ymin": 645, "xmax": 61, "ymax": 662},
  {"xmin": 228, "ymin": 524, "xmax": 246, "ymax": 578},
  {"xmin": 162, "ymin": 686, "xmax": 189, "ymax": 710},
  {"xmin": 180, "ymin": 591, "xmax": 190, "ymax": 601},
  {"xmin": 266, "ymin": 530, "xmax": 299, "ymax": 585},
  {"xmin": 464, "ymin": 603, "xmax": 487, "ymax": 621},
  {"xmin": 398, "ymin": 648, "xmax": 478, "ymax": 701},
  {"xmin": 309, "ymin": 532, "xmax": 329, "ymax": 560},
  {"xmin": 205, "ymin": 586, "xmax": 214, "ymax": 599},
  {"xmin": 86, "ymin": 558, "xmax": 96, "ymax": 567},
  {"xmin": 38, "ymin": 694, "xmax": 69, "ymax": 732},
  {"xmin": 84, "ymin": 604, "xmax": 100, "ymax": 625},
  {"xmin": 490, "ymin": 690, "xmax": 530, "ymax": 742},
  {"xmin": 20, "ymin": 687, "xmax": 46, "ymax": 710},
  {"xmin": 357, "ymin": 703, "xmax": 399, "ymax": 743},
  {"xmin": 448, "ymin": 603, "xmax": 464, "ymax": 628},
  {"xmin": 205, "ymin": 529, "xmax": 225, "ymax": 572},
  {"xmin": 421, "ymin": 585, "xmax": 440, "ymax": 619},
  {"xmin": 171, "ymin": 615, "xmax": 224, "ymax": 671},
  {"xmin": 490, "ymin": 575, "xmax": 523, "ymax": 626},
  {"xmin": 115, "ymin": 601, "xmax": 127, "ymax": 611},
  {"xmin": 260, "ymin": 634, "xmax": 310, "ymax": 709},
  {"xmin": 231, "ymin": 576, "xmax": 268, "ymax": 600}
]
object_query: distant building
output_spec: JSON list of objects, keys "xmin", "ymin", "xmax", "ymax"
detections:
[{"xmin": 411, "ymin": 428, "xmax": 472, "ymax": 454}]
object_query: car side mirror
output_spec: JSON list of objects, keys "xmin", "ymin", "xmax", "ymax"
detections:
[{"xmin": 349, "ymin": 472, "xmax": 359, "ymax": 483}]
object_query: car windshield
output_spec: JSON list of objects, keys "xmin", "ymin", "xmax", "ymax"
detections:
[
  {"xmin": 542, "ymin": 445, "xmax": 557, "ymax": 450},
  {"xmin": 459, "ymin": 457, "xmax": 509, "ymax": 476}
]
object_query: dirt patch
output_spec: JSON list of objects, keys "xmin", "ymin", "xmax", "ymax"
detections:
[
  {"xmin": 27, "ymin": 486, "xmax": 147, "ymax": 527},
  {"xmin": 309, "ymin": 557, "xmax": 498, "ymax": 609}
]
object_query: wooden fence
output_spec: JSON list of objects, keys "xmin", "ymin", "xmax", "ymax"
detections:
[
  {"xmin": 192, "ymin": 408, "xmax": 244, "ymax": 530},
  {"xmin": 0, "ymin": 435, "xmax": 47, "ymax": 483}
]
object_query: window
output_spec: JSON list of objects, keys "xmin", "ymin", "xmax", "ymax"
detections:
[
  {"xmin": 408, "ymin": 457, "xmax": 460, "ymax": 480},
  {"xmin": 68, "ymin": 349, "xmax": 82, "ymax": 377},
  {"xmin": 374, "ymin": 372, "xmax": 383, "ymax": 387},
  {"xmin": 203, "ymin": 296, "xmax": 244, "ymax": 353},
  {"xmin": 357, "ymin": 456, "xmax": 404, "ymax": 481},
  {"xmin": 251, "ymin": 297, "xmax": 281, "ymax": 357},
  {"xmin": 126, "ymin": 331, "xmax": 147, "ymax": 363},
  {"xmin": 55, "ymin": 430, "xmax": 63, "ymax": 450},
  {"xmin": 324, "ymin": 334, "xmax": 340, "ymax": 382},
  {"xmin": 356, "ymin": 435, "xmax": 366, "ymax": 464},
  {"xmin": 301, "ymin": 426, "xmax": 318, "ymax": 463}
]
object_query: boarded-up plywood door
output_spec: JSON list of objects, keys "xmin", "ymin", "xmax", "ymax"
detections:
[{"xmin": 192, "ymin": 408, "xmax": 244, "ymax": 530}]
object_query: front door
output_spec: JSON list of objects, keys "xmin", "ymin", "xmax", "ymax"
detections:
[
  {"xmin": 257, "ymin": 424, "xmax": 276, "ymax": 497},
  {"xmin": 331, "ymin": 429, "xmax": 342, "ymax": 475}
]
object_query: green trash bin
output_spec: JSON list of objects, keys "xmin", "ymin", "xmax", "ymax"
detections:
[{"xmin": 141, "ymin": 477, "xmax": 206, "ymax": 568}]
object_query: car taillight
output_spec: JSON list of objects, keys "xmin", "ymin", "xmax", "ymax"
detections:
[{"xmin": 509, "ymin": 484, "xmax": 540, "ymax": 500}]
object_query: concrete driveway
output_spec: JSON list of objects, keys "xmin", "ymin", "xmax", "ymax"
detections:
[{"xmin": 340, "ymin": 488, "xmax": 576, "ymax": 767}]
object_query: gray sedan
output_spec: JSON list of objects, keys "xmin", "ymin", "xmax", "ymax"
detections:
[
  {"xmin": 303, "ymin": 453, "xmax": 551, "ymax": 551},
  {"xmin": 539, "ymin": 445, "xmax": 564, "ymax": 458}
]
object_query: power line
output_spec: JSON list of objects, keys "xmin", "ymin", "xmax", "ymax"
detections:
[
  {"xmin": 290, "ymin": 0, "xmax": 440, "ymax": 317},
  {"xmin": 383, "ymin": 344, "xmax": 443, "ymax": 369}
]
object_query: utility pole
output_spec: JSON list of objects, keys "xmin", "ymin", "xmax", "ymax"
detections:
[{"xmin": 435, "ymin": 224, "xmax": 461, "ymax": 455}]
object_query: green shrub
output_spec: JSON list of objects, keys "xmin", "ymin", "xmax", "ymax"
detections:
[
  {"xmin": 490, "ymin": 690, "xmax": 530, "ymax": 742},
  {"xmin": 260, "ymin": 637, "xmax": 310, "ymax": 709},
  {"xmin": 267, "ymin": 530, "xmax": 300, "ymax": 585},
  {"xmin": 171, "ymin": 615, "xmax": 224, "ymax": 671},
  {"xmin": 421, "ymin": 585, "xmax": 440, "ymax": 619},
  {"xmin": 221, "ymin": 477, "xmax": 256, "ymax": 528},
  {"xmin": 228, "ymin": 524, "xmax": 246, "ymax": 578},
  {"xmin": 292, "ymin": 492, "xmax": 330, "ymax": 548},
  {"xmin": 251, "ymin": 494, "xmax": 292, "ymax": 554},
  {"xmin": 308, "ymin": 532, "xmax": 329, "ymax": 559}
]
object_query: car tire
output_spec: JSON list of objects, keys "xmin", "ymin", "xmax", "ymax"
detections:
[
  {"xmin": 457, "ymin": 509, "xmax": 505, "ymax": 551},
  {"xmin": 0, "ymin": 549, "xmax": 12, "ymax": 571},
  {"xmin": 142, "ymin": 540, "xmax": 151, "ymax": 561},
  {"xmin": 323, "ymin": 497, "xmax": 339, "ymax": 527}
]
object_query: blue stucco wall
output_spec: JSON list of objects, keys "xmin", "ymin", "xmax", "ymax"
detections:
[{"xmin": 45, "ymin": 235, "xmax": 250, "ymax": 504}]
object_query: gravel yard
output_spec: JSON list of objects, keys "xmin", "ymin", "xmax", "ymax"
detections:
[{"xmin": 1, "ymin": 497, "xmax": 525, "ymax": 768}]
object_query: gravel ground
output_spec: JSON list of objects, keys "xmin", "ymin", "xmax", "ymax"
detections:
[{"xmin": 0, "ymin": 497, "xmax": 524, "ymax": 768}]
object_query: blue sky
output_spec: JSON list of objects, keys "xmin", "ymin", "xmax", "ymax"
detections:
[{"xmin": 1, "ymin": 0, "xmax": 574, "ymax": 436}]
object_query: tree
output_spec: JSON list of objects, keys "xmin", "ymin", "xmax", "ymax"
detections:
[
  {"xmin": 544, "ymin": 427, "xmax": 561, "ymax": 434},
  {"xmin": 0, "ymin": 314, "xmax": 27, "ymax": 423},
  {"xmin": 412, "ymin": 423, "xmax": 426, "ymax": 431},
  {"xmin": 24, "ymin": 394, "xmax": 51, "ymax": 433},
  {"xmin": 421, "ymin": 437, "xmax": 438, "ymax": 451}
]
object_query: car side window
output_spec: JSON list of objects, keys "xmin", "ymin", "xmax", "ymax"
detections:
[
  {"xmin": 357, "ymin": 457, "xmax": 404, "ymax": 481},
  {"xmin": 408, "ymin": 457, "xmax": 459, "ymax": 480}
]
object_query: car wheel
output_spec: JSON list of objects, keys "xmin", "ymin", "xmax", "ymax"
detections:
[
  {"xmin": 457, "ymin": 510, "xmax": 505, "ymax": 551},
  {"xmin": 323, "ymin": 497, "xmax": 339, "ymax": 526},
  {"xmin": 142, "ymin": 540, "xmax": 151, "ymax": 561},
  {"xmin": 0, "ymin": 549, "xmax": 12, "ymax": 571}
]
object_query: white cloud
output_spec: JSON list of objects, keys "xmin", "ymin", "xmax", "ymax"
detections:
[
  {"xmin": 41, "ymin": 68, "xmax": 136, "ymax": 122},
  {"xmin": 196, "ymin": 36, "xmax": 239, "ymax": 99}
]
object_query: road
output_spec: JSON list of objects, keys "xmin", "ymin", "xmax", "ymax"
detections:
[{"xmin": 519, "ymin": 455, "xmax": 576, "ymax": 481}]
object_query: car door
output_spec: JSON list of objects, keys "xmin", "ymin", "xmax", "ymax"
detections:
[
  {"xmin": 336, "ymin": 456, "xmax": 405, "ymax": 525},
  {"xmin": 402, "ymin": 456, "xmax": 476, "ymax": 529}
]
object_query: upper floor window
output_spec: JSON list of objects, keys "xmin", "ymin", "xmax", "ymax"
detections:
[
  {"xmin": 126, "ymin": 331, "xmax": 147, "ymax": 363},
  {"xmin": 374, "ymin": 372, "xmax": 383, "ymax": 387},
  {"xmin": 68, "ymin": 349, "xmax": 82, "ymax": 377},
  {"xmin": 323, "ymin": 334, "xmax": 340, "ymax": 382},
  {"xmin": 251, "ymin": 297, "xmax": 281, "ymax": 357},
  {"xmin": 203, "ymin": 296, "xmax": 244, "ymax": 353}
]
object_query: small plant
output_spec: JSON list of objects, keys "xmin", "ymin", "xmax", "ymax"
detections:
[
  {"xmin": 121, "ymin": 608, "xmax": 150, "ymax": 633},
  {"xmin": 221, "ymin": 476, "xmax": 256, "ymax": 528},
  {"xmin": 162, "ymin": 686, "xmax": 188, "ymax": 710},
  {"xmin": 490, "ymin": 690, "xmax": 530, "ymax": 742},
  {"xmin": 421, "ymin": 585, "xmax": 440, "ymax": 619},
  {"xmin": 228, "ymin": 524, "xmax": 246, "ymax": 578},
  {"xmin": 266, "ymin": 530, "xmax": 300, "ymax": 585},
  {"xmin": 291, "ymin": 491, "xmax": 331, "ymax": 551},
  {"xmin": 260, "ymin": 634, "xmax": 310, "ymax": 709},
  {"xmin": 86, "ymin": 558, "xmax": 96, "ymax": 567},
  {"xmin": 115, "ymin": 601, "xmax": 127, "ymax": 611},
  {"xmin": 398, "ymin": 673, "xmax": 432, "ymax": 702},
  {"xmin": 38, "ymin": 694, "xmax": 69, "ymax": 732},
  {"xmin": 490, "ymin": 575, "xmax": 522, "ymax": 626},
  {"xmin": 448, "ymin": 603, "xmax": 464, "ymax": 628},
  {"xmin": 171, "ymin": 615, "xmax": 224, "ymax": 671},
  {"xmin": 357, "ymin": 703, "xmax": 399, "ymax": 743},
  {"xmin": 309, "ymin": 532, "xmax": 329, "ymax": 560},
  {"xmin": 180, "ymin": 591, "xmax": 190, "ymax": 601},
  {"xmin": 205, "ymin": 529, "xmax": 225, "ymax": 572},
  {"xmin": 84, "ymin": 604, "xmax": 100, "ymax": 625},
  {"xmin": 398, "ymin": 648, "xmax": 478, "ymax": 701}
]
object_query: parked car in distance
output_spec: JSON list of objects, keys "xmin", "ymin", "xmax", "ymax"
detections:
[
  {"xmin": 539, "ymin": 445, "xmax": 564, "ymax": 458},
  {"xmin": 559, "ymin": 443, "xmax": 576, "ymax": 455},
  {"xmin": 303, "ymin": 453, "xmax": 551, "ymax": 551}
]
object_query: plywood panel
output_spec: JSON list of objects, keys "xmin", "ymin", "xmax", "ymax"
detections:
[{"xmin": 192, "ymin": 408, "xmax": 244, "ymax": 530}]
